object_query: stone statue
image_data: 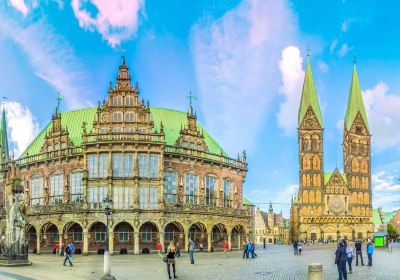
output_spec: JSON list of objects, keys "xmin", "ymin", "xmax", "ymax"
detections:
[{"xmin": 5, "ymin": 193, "xmax": 28, "ymax": 256}]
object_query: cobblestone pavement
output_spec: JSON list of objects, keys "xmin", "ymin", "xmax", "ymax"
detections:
[{"xmin": 0, "ymin": 245, "xmax": 399, "ymax": 280}]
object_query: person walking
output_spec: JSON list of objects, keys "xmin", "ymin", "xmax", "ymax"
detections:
[
  {"xmin": 188, "ymin": 238, "xmax": 195, "ymax": 264},
  {"xmin": 175, "ymin": 242, "xmax": 181, "ymax": 257},
  {"xmin": 251, "ymin": 240, "xmax": 257, "ymax": 258},
  {"xmin": 199, "ymin": 242, "xmax": 203, "ymax": 252},
  {"xmin": 293, "ymin": 241, "xmax": 298, "ymax": 255},
  {"xmin": 355, "ymin": 240, "xmax": 364, "ymax": 266},
  {"xmin": 55, "ymin": 242, "xmax": 60, "ymax": 256},
  {"xmin": 366, "ymin": 238, "xmax": 374, "ymax": 266},
  {"xmin": 157, "ymin": 240, "xmax": 163, "ymax": 258},
  {"xmin": 242, "ymin": 240, "xmax": 248, "ymax": 259},
  {"xmin": 246, "ymin": 241, "xmax": 254, "ymax": 259},
  {"xmin": 63, "ymin": 242, "xmax": 73, "ymax": 267},
  {"xmin": 298, "ymin": 242, "xmax": 303, "ymax": 255},
  {"xmin": 69, "ymin": 241, "xmax": 75, "ymax": 258},
  {"xmin": 346, "ymin": 242, "xmax": 354, "ymax": 274},
  {"xmin": 166, "ymin": 241, "xmax": 178, "ymax": 279},
  {"xmin": 223, "ymin": 240, "xmax": 229, "ymax": 258},
  {"xmin": 335, "ymin": 241, "xmax": 347, "ymax": 280}
]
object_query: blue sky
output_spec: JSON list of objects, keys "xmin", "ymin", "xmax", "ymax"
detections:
[{"xmin": 1, "ymin": 0, "xmax": 400, "ymax": 216}]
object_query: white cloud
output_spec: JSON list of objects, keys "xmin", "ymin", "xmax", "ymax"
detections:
[
  {"xmin": 277, "ymin": 46, "xmax": 304, "ymax": 135},
  {"xmin": 4, "ymin": 101, "xmax": 39, "ymax": 157},
  {"xmin": 278, "ymin": 184, "xmax": 298, "ymax": 204},
  {"xmin": 71, "ymin": 0, "xmax": 145, "ymax": 47},
  {"xmin": 330, "ymin": 39, "xmax": 338, "ymax": 54},
  {"xmin": 336, "ymin": 118, "xmax": 343, "ymax": 131},
  {"xmin": 0, "ymin": 13, "xmax": 93, "ymax": 109},
  {"xmin": 363, "ymin": 82, "xmax": 400, "ymax": 150},
  {"xmin": 8, "ymin": 0, "xmax": 29, "ymax": 15},
  {"xmin": 341, "ymin": 18, "xmax": 360, "ymax": 33},
  {"xmin": 318, "ymin": 60, "xmax": 329, "ymax": 73},
  {"xmin": 372, "ymin": 171, "xmax": 400, "ymax": 210},
  {"xmin": 191, "ymin": 0, "xmax": 297, "ymax": 154},
  {"xmin": 337, "ymin": 43, "xmax": 352, "ymax": 57}
]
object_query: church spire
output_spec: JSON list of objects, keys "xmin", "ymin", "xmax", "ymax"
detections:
[
  {"xmin": 0, "ymin": 105, "xmax": 9, "ymax": 163},
  {"xmin": 344, "ymin": 62, "xmax": 369, "ymax": 132},
  {"xmin": 268, "ymin": 201, "xmax": 273, "ymax": 213},
  {"xmin": 298, "ymin": 56, "xmax": 323, "ymax": 127}
]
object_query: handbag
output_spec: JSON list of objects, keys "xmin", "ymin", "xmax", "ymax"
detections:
[{"xmin": 163, "ymin": 256, "xmax": 168, "ymax": 263}]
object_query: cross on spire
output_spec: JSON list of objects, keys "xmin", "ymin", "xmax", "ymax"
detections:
[
  {"xmin": 55, "ymin": 92, "xmax": 63, "ymax": 115},
  {"xmin": 186, "ymin": 91, "xmax": 197, "ymax": 114},
  {"xmin": 353, "ymin": 54, "xmax": 357, "ymax": 64},
  {"xmin": 306, "ymin": 45, "xmax": 310, "ymax": 57},
  {"xmin": 121, "ymin": 48, "xmax": 126, "ymax": 65}
]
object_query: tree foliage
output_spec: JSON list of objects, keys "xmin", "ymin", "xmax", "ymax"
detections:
[{"xmin": 387, "ymin": 224, "xmax": 399, "ymax": 240}]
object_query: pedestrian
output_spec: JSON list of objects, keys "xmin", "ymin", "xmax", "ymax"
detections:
[
  {"xmin": 157, "ymin": 240, "xmax": 163, "ymax": 258},
  {"xmin": 247, "ymin": 241, "xmax": 254, "ymax": 259},
  {"xmin": 366, "ymin": 238, "xmax": 374, "ymax": 266},
  {"xmin": 199, "ymin": 242, "xmax": 203, "ymax": 252},
  {"xmin": 251, "ymin": 240, "xmax": 257, "ymax": 258},
  {"xmin": 293, "ymin": 241, "xmax": 298, "ymax": 255},
  {"xmin": 175, "ymin": 242, "xmax": 181, "ymax": 257},
  {"xmin": 335, "ymin": 241, "xmax": 347, "ymax": 280},
  {"xmin": 355, "ymin": 240, "xmax": 364, "ymax": 266},
  {"xmin": 242, "ymin": 240, "xmax": 248, "ymax": 259},
  {"xmin": 188, "ymin": 238, "xmax": 195, "ymax": 264},
  {"xmin": 63, "ymin": 242, "xmax": 73, "ymax": 267},
  {"xmin": 298, "ymin": 242, "xmax": 303, "ymax": 255},
  {"xmin": 223, "ymin": 239, "xmax": 229, "ymax": 258},
  {"xmin": 55, "ymin": 242, "xmax": 60, "ymax": 256},
  {"xmin": 69, "ymin": 241, "xmax": 75, "ymax": 257},
  {"xmin": 166, "ymin": 241, "xmax": 178, "ymax": 279},
  {"xmin": 346, "ymin": 242, "xmax": 354, "ymax": 274}
]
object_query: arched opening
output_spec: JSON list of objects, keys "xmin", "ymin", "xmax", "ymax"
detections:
[
  {"xmin": 164, "ymin": 222, "xmax": 184, "ymax": 250},
  {"xmin": 40, "ymin": 223, "xmax": 59, "ymax": 253},
  {"xmin": 211, "ymin": 223, "xmax": 227, "ymax": 251},
  {"xmin": 26, "ymin": 225, "xmax": 37, "ymax": 253},
  {"xmin": 231, "ymin": 225, "xmax": 245, "ymax": 250},
  {"xmin": 89, "ymin": 222, "xmax": 106, "ymax": 253},
  {"xmin": 188, "ymin": 222, "xmax": 207, "ymax": 251},
  {"xmin": 139, "ymin": 222, "xmax": 159, "ymax": 252},
  {"xmin": 268, "ymin": 238, "xmax": 272, "ymax": 243},
  {"xmin": 63, "ymin": 222, "xmax": 83, "ymax": 254},
  {"xmin": 114, "ymin": 222, "xmax": 134, "ymax": 254}
]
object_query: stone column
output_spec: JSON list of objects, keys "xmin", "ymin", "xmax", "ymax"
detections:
[
  {"xmin": 159, "ymin": 231, "xmax": 165, "ymax": 252},
  {"xmin": 134, "ymin": 232, "xmax": 139, "ymax": 255},
  {"xmin": 207, "ymin": 233, "xmax": 212, "ymax": 252},
  {"xmin": 185, "ymin": 232, "xmax": 189, "ymax": 252},
  {"xmin": 83, "ymin": 230, "xmax": 89, "ymax": 256},
  {"xmin": 36, "ymin": 234, "xmax": 41, "ymax": 255},
  {"xmin": 109, "ymin": 231, "xmax": 114, "ymax": 256},
  {"xmin": 228, "ymin": 234, "xmax": 232, "ymax": 250},
  {"xmin": 59, "ymin": 232, "xmax": 63, "ymax": 255},
  {"xmin": 238, "ymin": 234, "xmax": 241, "ymax": 251}
]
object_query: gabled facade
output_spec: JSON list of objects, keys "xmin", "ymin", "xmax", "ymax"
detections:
[
  {"xmin": 254, "ymin": 203, "xmax": 285, "ymax": 244},
  {"xmin": 290, "ymin": 58, "xmax": 373, "ymax": 243}
]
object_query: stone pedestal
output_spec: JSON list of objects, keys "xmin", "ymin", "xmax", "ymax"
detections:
[
  {"xmin": 101, "ymin": 251, "xmax": 116, "ymax": 280},
  {"xmin": 308, "ymin": 263, "xmax": 323, "ymax": 280}
]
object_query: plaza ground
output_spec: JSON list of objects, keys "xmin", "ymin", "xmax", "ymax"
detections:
[{"xmin": 0, "ymin": 245, "xmax": 399, "ymax": 280}]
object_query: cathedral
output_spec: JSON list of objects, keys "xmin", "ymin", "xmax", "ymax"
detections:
[
  {"xmin": 0, "ymin": 57, "xmax": 253, "ymax": 255},
  {"xmin": 290, "ymin": 56, "xmax": 373, "ymax": 242}
]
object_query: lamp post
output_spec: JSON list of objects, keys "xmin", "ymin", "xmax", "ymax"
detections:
[{"xmin": 102, "ymin": 195, "xmax": 115, "ymax": 280}]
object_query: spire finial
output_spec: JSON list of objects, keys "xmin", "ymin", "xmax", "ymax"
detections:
[
  {"xmin": 2, "ymin": 97, "xmax": 7, "ymax": 111},
  {"xmin": 186, "ymin": 91, "xmax": 197, "ymax": 115},
  {"xmin": 353, "ymin": 54, "xmax": 357, "ymax": 65},
  {"xmin": 55, "ymin": 92, "xmax": 63, "ymax": 115},
  {"xmin": 306, "ymin": 45, "xmax": 310, "ymax": 57}
]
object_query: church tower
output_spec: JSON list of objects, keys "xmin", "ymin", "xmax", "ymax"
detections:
[
  {"xmin": 343, "ymin": 63, "xmax": 372, "ymax": 227},
  {"xmin": 297, "ymin": 56, "xmax": 324, "ymax": 240}
]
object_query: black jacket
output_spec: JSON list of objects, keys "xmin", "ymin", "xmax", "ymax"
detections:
[
  {"xmin": 355, "ymin": 242, "xmax": 362, "ymax": 252},
  {"xmin": 335, "ymin": 246, "xmax": 347, "ymax": 264},
  {"xmin": 65, "ymin": 246, "xmax": 71, "ymax": 256}
]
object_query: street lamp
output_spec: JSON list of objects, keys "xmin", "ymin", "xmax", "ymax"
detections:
[{"xmin": 102, "ymin": 195, "xmax": 115, "ymax": 280}]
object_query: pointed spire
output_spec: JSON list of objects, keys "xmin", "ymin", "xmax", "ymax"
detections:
[
  {"xmin": 268, "ymin": 201, "xmax": 273, "ymax": 213},
  {"xmin": 344, "ymin": 62, "xmax": 369, "ymax": 132},
  {"xmin": 298, "ymin": 55, "xmax": 323, "ymax": 127},
  {"xmin": 0, "ymin": 104, "xmax": 9, "ymax": 163}
]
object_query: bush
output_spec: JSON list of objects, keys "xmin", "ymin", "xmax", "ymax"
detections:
[
  {"xmin": 142, "ymin": 247, "xmax": 150, "ymax": 254},
  {"xmin": 120, "ymin": 248, "xmax": 127, "ymax": 254},
  {"xmin": 75, "ymin": 248, "xmax": 82, "ymax": 254},
  {"xmin": 98, "ymin": 248, "xmax": 105, "ymax": 254}
]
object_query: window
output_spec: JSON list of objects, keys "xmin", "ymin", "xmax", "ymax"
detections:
[
  {"xmin": 112, "ymin": 96, "xmax": 122, "ymax": 106},
  {"xmin": 223, "ymin": 179, "xmax": 232, "ymax": 207},
  {"xmin": 31, "ymin": 176, "xmax": 43, "ymax": 206},
  {"xmin": 113, "ymin": 186, "xmax": 134, "ymax": 209},
  {"xmin": 139, "ymin": 154, "xmax": 159, "ymax": 178},
  {"xmin": 125, "ymin": 112, "xmax": 135, "ymax": 122},
  {"xmin": 71, "ymin": 225, "xmax": 83, "ymax": 242},
  {"xmin": 88, "ymin": 186, "xmax": 107, "ymax": 209},
  {"xmin": 164, "ymin": 171, "xmax": 177, "ymax": 204},
  {"xmin": 185, "ymin": 173, "xmax": 198, "ymax": 204},
  {"xmin": 139, "ymin": 186, "xmax": 158, "ymax": 209},
  {"xmin": 99, "ymin": 154, "xmax": 108, "ymax": 177},
  {"xmin": 118, "ymin": 224, "xmax": 130, "ymax": 242},
  {"xmin": 206, "ymin": 176, "xmax": 217, "ymax": 206},
  {"xmin": 70, "ymin": 172, "xmax": 84, "ymax": 203},
  {"xmin": 124, "ymin": 154, "xmax": 134, "ymax": 177},
  {"xmin": 112, "ymin": 154, "xmax": 123, "ymax": 177},
  {"xmin": 141, "ymin": 225, "xmax": 153, "ymax": 242},
  {"xmin": 113, "ymin": 112, "xmax": 122, "ymax": 122},
  {"xmin": 165, "ymin": 225, "xmax": 176, "ymax": 242},
  {"xmin": 88, "ymin": 154, "xmax": 108, "ymax": 178},
  {"xmin": 125, "ymin": 96, "xmax": 134, "ymax": 107},
  {"xmin": 50, "ymin": 174, "xmax": 63, "ymax": 204},
  {"xmin": 93, "ymin": 224, "xmax": 106, "ymax": 242}
]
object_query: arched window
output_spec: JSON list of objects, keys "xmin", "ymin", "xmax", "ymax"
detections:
[
  {"xmin": 312, "ymin": 155, "xmax": 320, "ymax": 170},
  {"xmin": 125, "ymin": 96, "xmax": 134, "ymax": 106},
  {"xmin": 185, "ymin": 173, "xmax": 198, "ymax": 204},
  {"xmin": 352, "ymin": 158, "xmax": 359, "ymax": 172},
  {"xmin": 124, "ymin": 112, "xmax": 135, "ymax": 122},
  {"xmin": 31, "ymin": 176, "xmax": 43, "ymax": 206},
  {"xmin": 112, "ymin": 96, "xmax": 123, "ymax": 106},
  {"xmin": 205, "ymin": 176, "xmax": 217, "ymax": 206},
  {"xmin": 223, "ymin": 179, "xmax": 232, "ymax": 207},
  {"xmin": 360, "ymin": 159, "xmax": 368, "ymax": 173}
]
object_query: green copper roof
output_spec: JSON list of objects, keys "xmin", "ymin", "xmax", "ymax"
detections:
[
  {"xmin": 344, "ymin": 65, "xmax": 369, "ymax": 132},
  {"xmin": 0, "ymin": 108, "xmax": 9, "ymax": 162},
  {"xmin": 373, "ymin": 209, "xmax": 383, "ymax": 226},
  {"xmin": 324, "ymin": 170, "xmax": 347, "ymax": 185},
  {"xmin": 381, "ymin": 211, "xmax": 397, "ymax": 224},
  {"xmin": 298, "ymin": 58, "xmax": 323, "ymax": 127},
  {"xmin": 21, "ymin": 107, "xmax": 226, "ymax": 158},
  {"xmin": 242, "ymin": 196, "xmax": 254, "ymax": 206}
]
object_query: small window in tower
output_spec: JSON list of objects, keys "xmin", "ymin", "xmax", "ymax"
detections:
[
  {"xmin": 125, "ymin": 112, "xmax": 135, "ymax": 122},
  {"xmin": 125, "ymin": 96, "xmax": 134, "ymax": 106},
  {"xmin": 356, "ymin": 126, "xmax": 361, "ymax": 134},
  {"xmin": 113, "ymin": 112, "xmax": 122, "ymax": 122},
  {"xmin": 112, "ymin": 96, "xmax": 123, "ymax": 106}
]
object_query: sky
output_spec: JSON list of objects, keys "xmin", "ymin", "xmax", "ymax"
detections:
[{"xmin": 0, "ymin": 0, "xmax": 400, "ymax": 217}]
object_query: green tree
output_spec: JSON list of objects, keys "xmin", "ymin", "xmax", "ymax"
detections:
[{"xmin": 387, "ymin": 224, "xmax": 399, "ymax": 240}]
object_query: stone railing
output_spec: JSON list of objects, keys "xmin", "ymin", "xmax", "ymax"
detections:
[
  {"xmin": 83, "ymin": 131, "xmax": 164, "ymax": 144},
  {"xmin": 164, "ymin": 203, "xmax": 252, "ymax": 217}
]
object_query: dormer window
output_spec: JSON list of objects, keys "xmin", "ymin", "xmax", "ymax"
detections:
[
  {"xmin": 113, "ymin": 112, "xmax": 122, "ymax": 122},
  {"xmin": 125, "ymin": 112, "xmax": 135, "ymax": 122},
  {"xmin": 125, "ymin": 96, "xmax": 134, "ymax": 106},
  {"xmin": 112, "ymin": 96, "xmax": 123, "ymax": 107}
]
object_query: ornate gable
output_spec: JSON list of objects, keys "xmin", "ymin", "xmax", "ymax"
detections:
[
  {"xmin": 325, "ymin": 169, "xmax": 348, "ymax": 194},
  {"xmin": 300, "ymin": 106, "xmax": 322, "ymax": 130},
  {"xmin": 41, "ymin": 113, "xmax": 74, "ymax": 152},
  {"xmin": 175, "ymin": 109, "xmax": 208, "ymax": 151}
]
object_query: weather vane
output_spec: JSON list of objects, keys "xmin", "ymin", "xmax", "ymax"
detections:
[
  {"xmin": 55, "ymin": 92, "xmax": 63, "ymax": 115},
  {"xmin": 186, "ymin": 91, "xmax": 197, "ymax": 112}
]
